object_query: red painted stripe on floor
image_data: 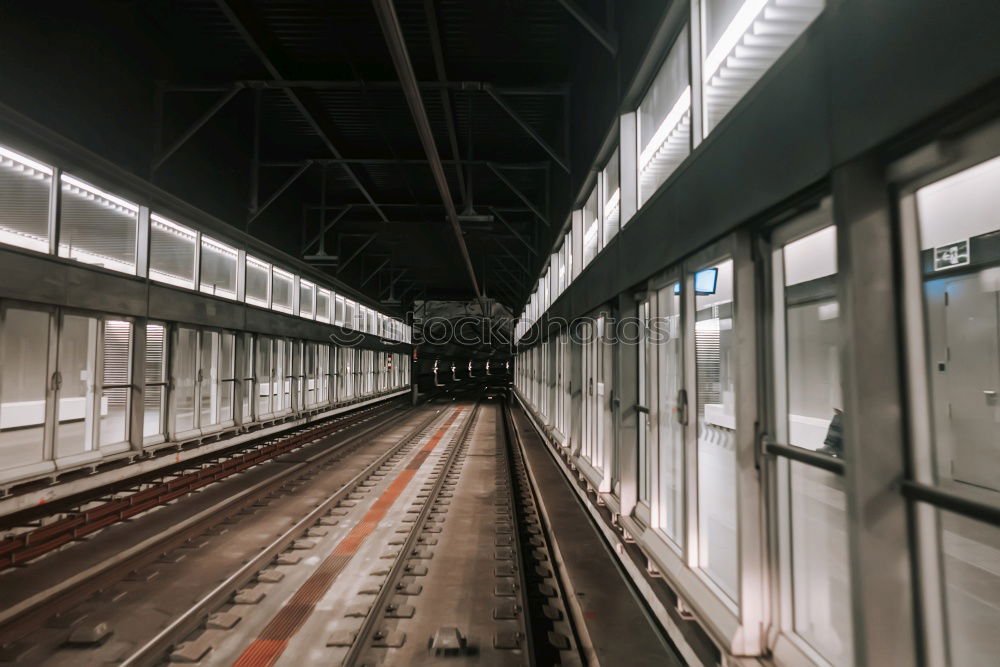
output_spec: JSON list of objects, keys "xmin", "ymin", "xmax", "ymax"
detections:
[{"xmin": 232, "ymin": 407, "xmax": 463, "ymax": 667}]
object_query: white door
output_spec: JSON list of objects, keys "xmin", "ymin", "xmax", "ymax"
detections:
[{"xmin": 944, "ymin": 274, "xmax": 1000, "ymax": 491}]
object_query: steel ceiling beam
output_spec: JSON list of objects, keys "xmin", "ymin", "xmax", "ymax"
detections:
[
  {"xmin": 261, "ymin": 158, "xmax": 549, "ymax": 169},
  {"xmin": 484, "ymin": 84, "xmax": 569, "ymax": 173},
  {"xmin": 153, "ymin": 85, "xmax": 243, "ymax": 171},
  {"xmin": 423, "ymin": 0, "xmax": 466, "ymax": 207},
  {"xmin": 213, "ymin": 0, "xmax": 389, "ymax": 223},
  {"xmin": 303, "ymin": 205, "xmax": 353, "ymax": 254},
  {"xmin": 246, "ymin": 161, "xmax": 312, "ymax": 227},
  {"xmin": 337, "ymin": 234, "xmax": 378, "ymax": 274},
  {"xmin": 489, "ymin": 207, "xmax": 538, "ymax": 256},
  {"xmin": 373, "ymin": 0, "xmax": 481, "ymax": 299},
  {"xmin": 360, "ymin": 256, "xmax": 392, "ymax": 288},
  {"xmin": 493, "ymin": 238, "xmax": 530, "ymax": 275},
  {"xmin": 556, "ymin": 0, "xmax": 618, "ymax": 56},
  {"xmin": 164, "ymin": 80, "xmax": 569, "ymax": 95},
  {"xmin": 487, "ymin": 163, "xmax": 550, "ymax": 226}
]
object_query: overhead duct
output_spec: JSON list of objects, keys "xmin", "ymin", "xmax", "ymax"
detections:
[{"xmin": 372, "ymin": 0, "xmax": 481, "ymax": 300}]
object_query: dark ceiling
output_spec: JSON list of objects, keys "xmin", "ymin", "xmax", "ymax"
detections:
[{"xmin": 0, "ymin": 0, "xmax": 661, "ymax": 313}]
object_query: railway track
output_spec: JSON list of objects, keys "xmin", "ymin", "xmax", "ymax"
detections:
[
  {"xmin": 0, "ymin": 391, "xmax": 586, "ymax": 666},
  {"xmin": 0, "ymin": 401, "xmax": 442, "ymax": 660}
]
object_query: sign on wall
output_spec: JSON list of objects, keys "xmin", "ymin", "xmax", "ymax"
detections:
[{"xmin": 933, "ymin": 239, "xmax": 970, "ymax": 271}]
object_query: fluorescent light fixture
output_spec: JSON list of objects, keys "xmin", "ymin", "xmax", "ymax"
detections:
[
  {"xmin": 61, "ymin": 174, "xmax": 139, "ymax": 213},
  {"xmin": 201, "ymin": 235, "xmax": 237, "ymax": 257},
  {"xmin": 638, "ymin": 86, "xmax": 692, "ymax": 171},
  {"xmin": 247, "ymin": 255, "xmax": 270, "ymax": 271},
  {"xmin": 703, "ymin": 0, "xmax": 769, "ymax": 82},
  {"xmin": 0, "ymin": 144, "xmax": 53, "ymax": 175},
  {"xmin": 151, "ymin": 214, "xmax": 198, "ymax": 241}
]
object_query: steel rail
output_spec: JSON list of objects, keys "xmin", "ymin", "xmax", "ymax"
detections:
[
  {"xmin": 0, "ymin": 403, "xmax": 425, "ymax": 642},
  {"xmin": 500, "ymin": 400, "xmax": 539, "ymax": 664},
  {"xmin": 341, "ymin": 400, "xmax": 481, "ymax": 666},
  {"xmin": 119, "ymin": 406, "xmax": 450, "ymax": 667},
  {"xmin": 0, "ymin": 403, "xmax": 389, "ymax": 571}
]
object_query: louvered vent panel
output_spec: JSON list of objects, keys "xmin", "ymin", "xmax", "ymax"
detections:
[{"xmin": 696, "ymin": 323, "xmax": 721, "ymax": 413}]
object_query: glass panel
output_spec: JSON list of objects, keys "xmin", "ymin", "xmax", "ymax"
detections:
[
  {"xmin": 0, "ymin": 144, "xmax": 52, "ymax": 253},
  {"xmin": 219, "ymin": 333, "xmax": 234, "ymax": 422},
  {"xmin": 149, "ymin": 214, "xmax": 197, "ymax": 289},
  {"xmin": 299, "ymin": 281, "xmax": 315, "ymax": 319},
  {"xmin": 782, "ymin": 224, "xmax": 841, "ymax": 455},
  {"xmin": 56, "ymin": 314, "xmax": 98, "ymax": 457},
  {"xmin": 144, "ymin": 323, "xmax": 166, "ymax": 438},
  {"xmin": 335, "ymin": 295, "xmax": 345, "ymax": 326},
  {"xmin": 200, "ymin": 331, "xmax": 219, "ymax": 429},
  {"xmin": 603, "ymin": 148, "xmax": 621, "ymax": 238},
  {"xmin": 0, "ymin": 308, "xmax": 49, "ymax": 468},
  {"xmin": 58, "ymin": 175, "xmax": 137, "ymax": 274},
  {"xmin": 174, "ymin": 328, "xmax": 198, "ymax": 432},
  {"xmin": 345, "ymin": 300, "xmax": 356, "ymax": 330},
  {"xmin": 789, "ymin": 461, "xmax": 853, "ymax": 664},
  {"xmin": 702, "ymin": 0, "xmax": 824, "ymax": 135},
  {"xmin": 656, "ymin": 282, "xmax": 684, "ymax": 545},
  {"xmin": 272, "ymin": 269, "xmax": 294, "ymax": 313},
  {"xmin": 200, "ymin": 236, "xmax": 238, "ymax": 299},
  {"xmin": 583, "ymin": 188, "xmax": 599, "ymax": 266},
  {"xmin": 272, "ymin": 339, "xmax": 284, "ymax": 411},
  {"xmin": 241, "ymin": 334, "xmax": 254, "ymax": 421},
  {"xmin": 246, "ymin": 256, "xmax": 270, "ymax": 307},
  {"xmin": 282, "ymin": 340, "xmax": 292, "ymax": 408},
  {"xmin": 316, "ymin": 289, "xmax": 331, "ymax": 323},
  {"xmin": 914, "ymin": 156, "xmax": 1000, "ymax": 496},
  {"xmin": 255, "ymin": 337, "xmax": 272, "ymax": 416},
  {"xmin": 938, "ymin": 509, "xmax": 1000, "ymax": 665},
  {"xmin": 695, "ymin": 258, "xmax": 738, "ymax": 600},
  {"xmin": 99, "ymin": 320, "xmax": 131, "ymax": 447},
  {"xmin": 638, "ymin": 26, "xmax": 690, "ymax": 206},
  {"xmin": 638, "ymin": 300, "xmax": 650, "ymax": 504}
]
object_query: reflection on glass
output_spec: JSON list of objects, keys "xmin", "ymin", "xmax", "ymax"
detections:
[
  {"xmin": 916, "ymin": 156, "xmax": 1000, "ymax": 494},
  {"xmin": 939, "ymin": 510, "xmax": 1000, "ymax": 665},
  {"xmin": 783, "ymin": 225, "xmax": 842, "ymax": 456},
  {"xmin": 0, "ymin": 308, "xmax": 50, "ymax": 467},
  {"xmin": 656, "ymin": 282, "xmax": 684, "ymax": 546},
  {"xmin": 695, "ymin": 258, "xmax": 739, "ymax": 600},
  {"xmin": 56, "ymin": 314, "xmax": 97, "ymax": 457},
  {"xmin": 790, "ymin": 461, "xmax": 853, "ymax": 664}
]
